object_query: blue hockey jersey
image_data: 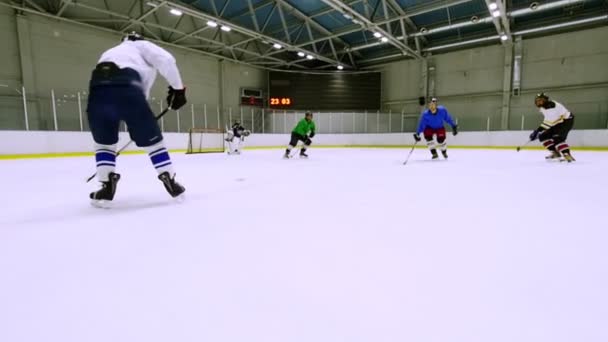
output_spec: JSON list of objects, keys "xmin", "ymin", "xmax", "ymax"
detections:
[{"xmin": 416, "ymin": 106, "xmax": 456, "ymax": 134}]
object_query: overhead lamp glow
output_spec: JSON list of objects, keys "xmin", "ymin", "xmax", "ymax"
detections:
[
  {"xmin": 343, "ymin": 14, "xmax": 352, "ymax": 19},
  {"xmin": 381, "ymin": 37, "xmax": 389, "ymax": 43},
  {"xmin": 337, "ymin": 65, "xmax": 344, "ymax": 70},
  {"xmin": 488, "ymin": 3, "xmax": 498, "ymax": 11},
  {"xmin": 207, "ymin": 20, "xmax": 218, "ymax": 27},
  {"xmin": 221, "ymin": 25, "xmax": 231, "ymax": 32},
  {"xmin": 273, "ymin": 43, "xmax": 282, "ymax": 49},
  {"xmin": 500, "ymin": 34, "xmax": 508, "ymax": 41},
  {"xmin": 306, "ymin": 55, "xmax": 314, "ymax": 60},
  {"xmin": 297, "ymin": 51, "xmax": 305, "ymax": 57},
  {"xmin": 169, "ymin": 8, "xmax": 182, "ymax": 16},
  {"xmin": 492, "ymin": 10, "xmax": 501, "ymax": 17},
  {"xmin": 373, "ymin": 32, "xmax": 382, "ymax": 38}
]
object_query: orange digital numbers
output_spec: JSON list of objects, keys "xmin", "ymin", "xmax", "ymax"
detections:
[{"xmin": 270, "ymin": 97, "xmax": 292, "ymax": 106}]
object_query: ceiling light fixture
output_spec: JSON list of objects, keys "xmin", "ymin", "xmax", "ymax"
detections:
[
  {"xmin": 169, "ymin": 8, "xmax": 182, "ymax": 16},
  {"xmin": 207, "ymin": 20, "xmax": 218, "ymax": 27},
  {"xmin": 500, "ymin": 34, "xmax": 508, "ymax": 41},
  {"xmin": 306, "ymin": 55, "xmax": 314, "ymax": 60},
  {"xmin": 381, "ymin": 37, "xmax": 389, "ymax": 43},
  {"xmin": 373, "ymin": 32, "xmax": 382, "ymax": 38},
  {"xmin": 488, "ymin": 3, "xmax": 498, "ymax": 11},
  {"xmin": 492, "ymin": 10, "xmax": 501, "ymax": 17},
  {"xmin": 220, "ymin": 25, "xmax": 231, "ymax": 32},
  {"xmin": 337, "ymin": 65, "xmax": 344, "ymax": 70},
  {"xmin": 297, "ymin": 52, "xmax": 305, "ymax": 57},
  {"xmin": 273, "ymin": 43, "xmax": 282, "ymax": 49}
]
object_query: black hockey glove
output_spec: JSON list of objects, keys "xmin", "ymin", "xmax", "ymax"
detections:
[
  {"xmin": 167, "ymin": 86, "xmax": 187, "ymax": 110},
  {"xmin": 529, "ymin": 129, "xmax": 540, "ymax": 141},
  {"xmin": 309, "ymin": 131, "xmax": 315, "ymax": 138},
  {"xmin": 413, "ymin": 133, "xmax": 421, "ymax": 142},
  {"xmin": 452, "ymin": 125, "xmax": 458, "ymax": 136}
]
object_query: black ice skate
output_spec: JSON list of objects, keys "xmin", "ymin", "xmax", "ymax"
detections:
[
  {"xmin": 431, "ymin": 149, "xmax": 439, "ymax": 159},
  {"xmin": 546, "ymin": 151, "xmax": 561, "ymax": 160},
  {"xmin": 158, "ymin": 172, "xmax": 186, "ymax": 198},
  {"xmin": 300, "ymin": 151, "xmax": 309, "ymax": 159},
  {"xmin": 283, "ymin": 150, "xmax": 291, "ymax": 159},
  {"xmin": 441, "ymin": 150, "xmax": 448, "ymax": 159},
  {"xmin": 90, "ymin": 172, "xmax": 120, "ymax": 207}
]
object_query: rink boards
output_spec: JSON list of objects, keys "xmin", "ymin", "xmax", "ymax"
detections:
[{"xmin": 1, "ymin": 130, "xmax": 608, "ymax": 159}]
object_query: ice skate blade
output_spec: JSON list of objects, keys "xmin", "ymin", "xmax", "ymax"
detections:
[
  {"xmin": 90, "ymin": 199, "xmax": 113, "ymax": 209},
  {"xmin": 174, "ymin": 193, "xmax": 186, "ymax": 203}
]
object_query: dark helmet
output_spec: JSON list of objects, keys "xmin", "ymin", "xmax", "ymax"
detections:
[
  {"xmin": 123, "ymin": 31, "xmax": 144, "ymax": 42},
  {"xmin": 535, "ymin": 92, "xmax": 549, "ymax": 107},
  {"xmin": 305, "ymin": 111, "xmax": 313, "ymax": 117}
]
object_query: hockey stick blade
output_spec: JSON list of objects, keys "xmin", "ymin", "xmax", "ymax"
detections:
[
  {"xmin": 403, "ymin": 141, "xmax": 419, "ymax": 165},
  {"xmin": 86, "ymin": 108, "xmax": 171, "ymax": 183},
  {"xmin": 516, "ymin": 140, "xmax": 532, "ymax": 152}
]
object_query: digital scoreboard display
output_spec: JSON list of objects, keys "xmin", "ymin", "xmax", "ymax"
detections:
[
  {"xmin": 269, "ymin": 97, "xmax": 292, "ymax": 106},
  {"xmin": 268, "ymin": 71, "xmax": 381, "ymax": 110}
]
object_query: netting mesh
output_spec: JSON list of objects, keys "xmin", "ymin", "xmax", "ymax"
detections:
[{"xmin": 186, "ymin": 128, "xmax": 225, "ymax": 154}]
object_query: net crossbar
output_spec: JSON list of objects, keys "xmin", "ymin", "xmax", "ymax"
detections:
[{"xmin": 186, "ymin": 128, "xmax": 225, "ymax": 154}]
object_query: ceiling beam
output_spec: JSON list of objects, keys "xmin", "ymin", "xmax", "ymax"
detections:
[
  {"xmin": 168, "ymin": 0, "xmax": 346, "ymax": 66},
  {"xmin": 290, "ymin": 0, "xmax": 471, "ymax": 50},
  {"xmin": 320, "ymin": 0, "xmax": 422, "ymax": 59},
  {"xmin": 48, "ymin": 0, "xmax": 294, "ymax": 66},
  {"xmin": 120, "ymin": 0, "xmax": 167, "ymax": 33},
  {"xmin": 0, "ymin": 1, "xmax": 267, "ymax": 69},
  {"xmin": 56, "ymin": 0, "xmax": 72, "ymax": 17},
  {"xmin": 484, "ymin": 0, "xmax": 508, "ymax": 42},
  {"xmin": 496, "ymin": 0, "xmax": 512, "ymax": 40},
  {"xmin": 275, "ymin": 1, "xmax": 291, "ymax": 43},
  {"xmin": 246, "ymin": 0, "xmax": 260, "ymax": 31}
]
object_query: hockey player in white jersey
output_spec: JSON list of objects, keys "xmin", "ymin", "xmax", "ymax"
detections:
[
  {"xmin": 87, "ymin": 32, "xmax": 187, "ymax": 206},
  {"xmin": 529, "ymin": 93, "xmax": 575, "ymax": 162},
  {"xmin": 225, "ymin": 121, "xmax": 250, "ymax": 155}
]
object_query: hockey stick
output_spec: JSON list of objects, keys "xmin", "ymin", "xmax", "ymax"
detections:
[
  {"xmin": 516, "ymin": 140, "xmax": 532, "ymax": 152},
  {"xmin": 86, "ymin": 108, "xmax": 171, "ymax": 183},
  {"xmin": 403, "ymin": 140, "xmax": 419, "ymax": 165}
]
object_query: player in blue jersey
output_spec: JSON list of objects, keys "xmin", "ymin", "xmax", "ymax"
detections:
[
  {"xmin": 413, "ymin": 97, "xmax": 458, "ymax": 159},
  {"xmin": 87, "ymin": 32, "xmax": 187, "ymax": 206}
]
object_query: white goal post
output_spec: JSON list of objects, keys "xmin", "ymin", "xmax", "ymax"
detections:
[{"xmin": 186, "ymin": 128, "xmax": 225, "ymax": 154}]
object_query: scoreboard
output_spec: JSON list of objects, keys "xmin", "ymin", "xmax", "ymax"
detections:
[{"xmin": 268, "ymin": 71, "xmax": 381, "ymax": 110}]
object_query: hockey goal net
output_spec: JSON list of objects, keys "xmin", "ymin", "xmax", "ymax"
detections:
[{"xmin": 186, "ymin": 128, "xmax": 225, "ymax": 154}]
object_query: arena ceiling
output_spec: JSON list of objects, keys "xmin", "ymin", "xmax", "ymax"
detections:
[{"xmin": 2, "ymin": 0, "xmax": 607, "ymax": 71}]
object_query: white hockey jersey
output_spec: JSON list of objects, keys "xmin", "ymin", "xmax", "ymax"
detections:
[
  {"xmin": 98, "ymin": 40, "xmax": 183, "ymax": 98},
  {"xmin": 539, "ymin": 101, "xmax": 572, "ymax": 130}
]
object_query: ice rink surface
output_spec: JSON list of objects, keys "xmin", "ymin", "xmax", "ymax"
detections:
[{"xmin": 1, "ymin": 148, "xmax": 607, "ymax": 342}]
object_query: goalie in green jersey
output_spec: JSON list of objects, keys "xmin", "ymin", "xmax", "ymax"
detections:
[{"xmin": 284, "ymin": 111, "xmax": 316, "ymax": 159}]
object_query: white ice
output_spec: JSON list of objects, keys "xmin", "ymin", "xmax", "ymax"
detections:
[{"xmin": 1, "ymin": 148, "xmax": 607, "ymax": 342}]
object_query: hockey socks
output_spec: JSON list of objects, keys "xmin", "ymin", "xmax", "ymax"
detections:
[
  {"xmin": 145, "ymin": 141, "xmax": 175, "ymax": 177},
  {"xmin": 94, "ymin": 143, "xmax": 117, "ymax": 182}
]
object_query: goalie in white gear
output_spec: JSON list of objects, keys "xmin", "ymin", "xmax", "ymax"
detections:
[{"xmin": 225, "ymin": 121, "xmax": 250, "ymax": 155}]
